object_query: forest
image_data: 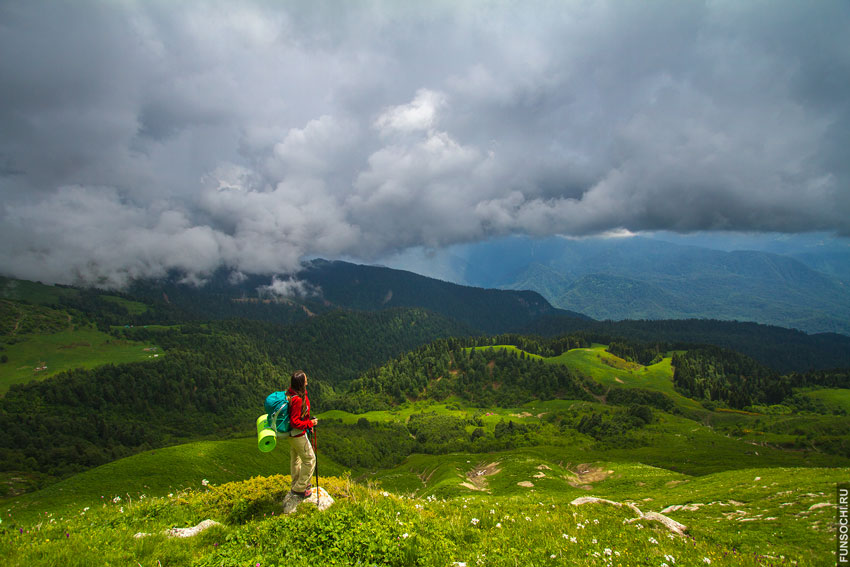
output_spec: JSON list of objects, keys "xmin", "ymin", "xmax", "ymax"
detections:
[{"xmin": 2, "ymin": 274, "xmax": 850, "ymax": 492}]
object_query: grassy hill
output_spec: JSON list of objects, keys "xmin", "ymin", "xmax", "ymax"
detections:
[
  {"xmin": 0, "ymin": 325, "xmax": 161, "ymax": 394},
  {"xmin": 2, "ymin": 421, "xmax": 846, "ymax": 565},
  {"xmin": 1, "ymin": 437, "xmax": 348, "ymax": 525},
  {"xmin": 0, "ymin": 298, "xmax": 161, "ymax": 394}
]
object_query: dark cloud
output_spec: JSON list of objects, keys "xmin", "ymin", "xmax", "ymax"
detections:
[{"xmin": 1, "ymin": 0, "xmax": 848, "ymax": 287}]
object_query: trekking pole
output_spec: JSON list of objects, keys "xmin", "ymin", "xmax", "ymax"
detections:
[{"xmin": 311, "ymin": 427, "xmax": 319, "ymax": 501}]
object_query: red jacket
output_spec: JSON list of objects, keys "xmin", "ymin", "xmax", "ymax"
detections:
[{"xmin": 286, "ymin": 388, "xmax": 312, "ymax": 435}]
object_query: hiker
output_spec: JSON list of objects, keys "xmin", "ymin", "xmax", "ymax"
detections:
[{"xmin": 287, "ymin": 370, "xmax": 318, "ymax": 498}]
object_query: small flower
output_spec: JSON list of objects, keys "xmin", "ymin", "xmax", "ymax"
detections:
[
  {"xmin": 201, "ymin": 479, "xmax": 209, "ymax": 487},
  {"xmin": 664, "ymin": 554, "xmax": 676, "ymax": 564},
  {"xmin": 471, "ymin": 518, "xmax": 480, "ymax": 525},
  {"xmin": 550, "ymin": 554, "xmax": 556, "ymax": 559},
  {"xmin": 604, "ymin": 548, "xmax": 612, "ymax": 556},
  {"xmin": 112, "ymin": 496, "xmax": 121, "ymax": 503},
  {"xmin": 525, "ymin": 516, "xmax": 532, "ymax": 521},
  {"xmin": 703, "ymin": 559, "xmax": 711, "ymax": 565},
  {"xmin": 402, "ymin": 533, "xmax": 409, "ymax": 539},
  {"xmin": 381, "ymin": 491, "xmax": 389, "ymax": 497},
  {"xmin": 592, "ymin": 538, "xmax": 597, "ymax": 544},
  {"xmin": 649, "ymin": 537, "xmax": 658, "ymax": 545},
  {"xmin": 495, "ymin": 522, "xmax": 502, "ymax": 528}
]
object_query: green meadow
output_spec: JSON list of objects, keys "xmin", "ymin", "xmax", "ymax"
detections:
[
  {"xmin": 2, "ymin": 435, "xmax": 845, "ymax": 566},
  {"xmin": 0, "ymin": 325, "xmax": 161, "ymax": 393},
  {"xmin": 799, "ymin": 388, "xmax": 850, "ymax": 413},
  {"xmin": 100, "ymin": 295, "xmax": 150, "ymax": 315}
]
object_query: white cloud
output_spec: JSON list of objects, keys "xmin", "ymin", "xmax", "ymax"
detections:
[
  {"xmin": 0, "ymin": 0, "xmax": 848, "ymax": 287},
  {"xmin": 258, "ymin": 275, "xmax": 320, "ymax": 299},
  {"xmin": 374, "ymin": 89, "xmax": 445, "ymax": 135}
]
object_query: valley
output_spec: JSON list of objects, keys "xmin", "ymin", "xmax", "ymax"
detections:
[{"xmin": 0, "ymin": 271, "xmax": 848, "ymax": 566}]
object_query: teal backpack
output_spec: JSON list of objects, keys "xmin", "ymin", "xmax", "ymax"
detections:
[{"xmin": 264, "ymin": 391, "xmax": 291, "ymax": 433}]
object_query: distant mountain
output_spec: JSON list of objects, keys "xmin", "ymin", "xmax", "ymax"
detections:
[
  {"xmin": 299, "ymin": 259, "xmax": 589, "ymax": 334},
  {"xmin": 459, "ymin": 236, "xmax": 850, "ymax": 336}
]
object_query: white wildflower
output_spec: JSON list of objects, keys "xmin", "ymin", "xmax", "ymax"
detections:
[
  {"xmin": 471, "ymin": 518, "xmax": 480, "ymax": 525},
  {"xmin": 703, "ymin": 558, "xmax": 711, "ymax": 565},
  {"xmin": 112, "ymin": 496, "xmax": 121, "ymax": 503},
  {"xmin": 570, "ymin": 536, "xmax": 577, "ymax": 543},
  {"xmin": 401, "ymin": 533, "xmax": 409, "ymax": 539},
  {"xmin": 550, "ymin": 554, "xmax": 556, "ymax": 559},
  {"xmin": 604, "ymin": 548, "xmax": 612, "ymax": 556},
  {"xmin": 495, "ymin": 522, "xmax": 502, "ymax": 528},
  {"xmin": 592, "ymin": 538, "xmax": 597, "ymax": 544},
  {"xmin": 664, "ymin": 554, "xmax": 676, "ymax": 563},
  {"xmin": 201, "ymin": 479, "xmax": 209, "ymax": 487},
  {"xmin": 381, "ymin": 491, "xmax": 389, "ymax": 497},
  {"xmin": 648, "ymin": 537, "xmax": 658, "ymax": 544},
  {"xmin": 525, "ymin": 516, "xmax": 532, "ymax": 521}
]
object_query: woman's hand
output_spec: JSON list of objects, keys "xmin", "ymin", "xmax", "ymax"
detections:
[{"xmin": 310, "ymin": 418, "xmax": 318, "ymax": 427}]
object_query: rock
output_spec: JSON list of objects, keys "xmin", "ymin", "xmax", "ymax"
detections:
[
  {"xmin": 660, "ymin": 503, "xmax": 703, "ymax": 513},
  {"xmin": 167, "ymin": 519, "xmax": 221, "ymax": 538},
  {"xmin": 517, "ymin": 481, "xmax": 534, "ymax": 488},
  {"xmin": 572, "ymin": 496, "xmax": 687, "ymax": 535},
  {"xmin": 282, "ymin": 487, "xmax": 335, "ymax": 514},
  {"xmin": 282, "ymin": 491, "xmax": 303, "ymax": 514},
  {"xmin": 134, "ymin": 519, "xmax": 221, "ymax": 539},
  {"xmin": 641, "ymin": 512, "xmax": 687, "ymax": 535}
]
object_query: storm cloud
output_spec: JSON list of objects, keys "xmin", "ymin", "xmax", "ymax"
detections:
[{"xmin": 1, "ymin": 0, "xmax": 848, "ymax": 287}]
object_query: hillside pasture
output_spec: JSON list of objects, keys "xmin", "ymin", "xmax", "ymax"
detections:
[
  {"xmin": 0, "ymin": 326, "xmax": 161, "ymax": 393},
  {"xmin": 1, "ymin": 437, "xmax": 347, "ymax": 525}
]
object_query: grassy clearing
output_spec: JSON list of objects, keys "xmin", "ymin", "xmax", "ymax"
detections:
[
  {"xmin": 0, "ymin": 325, "xmax": 161, "ymax": 393},
  {"xmin": 100, "ymin": 295, "xmax": 149, "ymax": 315},
  {"xmin": 468, "ymin": 344, "xmax": 703, "ymax": 413},
  {"xmin": 799, "ymin": 388, "xmax": 850, "ymax": 413},
  {"xmin": 0, "ymin": 277, "xmax": 77, "ymax": 305}
]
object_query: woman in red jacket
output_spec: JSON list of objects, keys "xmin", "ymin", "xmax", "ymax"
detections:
[{"xmin": 287, "ymin": 370, "xmax": 318, "ymax": 498}]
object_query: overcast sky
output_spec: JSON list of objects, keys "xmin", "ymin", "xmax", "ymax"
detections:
[{"xmin": 1, "ymin": 0, "xmax": 848, "ymax": 287}]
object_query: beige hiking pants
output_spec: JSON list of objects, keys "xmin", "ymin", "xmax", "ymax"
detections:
[{"xmin": 288, "ymin": 433, "xmax": 315, "ymax": 493}]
